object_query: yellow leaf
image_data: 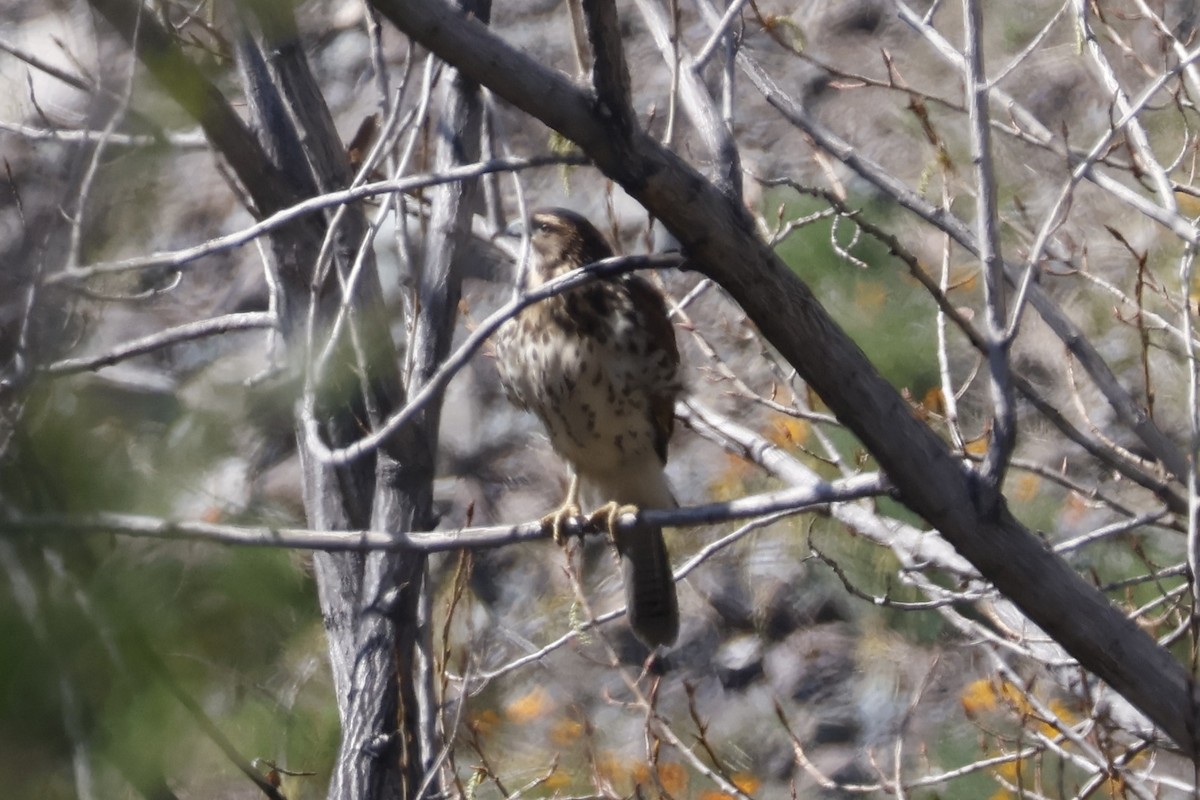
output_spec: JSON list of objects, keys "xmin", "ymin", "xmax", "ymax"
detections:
[
  {"xmin": 1047, "ymin": 699, "xmax": 1075, "ymax": 726},
  {"xmin": 504, "ymin": 687, "xmax": 553, "ymax": 724},
  {"xmin": 995, "ymin": 758, "xmax": 1021, "ymax": 781},
  {"xmin": 1176, "ymin": 190, "xmax": 1200, "ymax": 218},
  {"xmin": 544, "ymin": 768, "xmax": 571, "ymax": 790},
  {"xmin": 960, "ymin": 678, "xmax": 999, "ymax": 715},
  {"xmin": 596, "ymin": 753, "xmax": 631, "ymax": 787},
  {"xmin": 1012, "ymin": 473, "xmax": 1040, "ymax": 503},
  {"xmin": 922, "ymin": 387, "xmax": 945, "ymax": 416},
  {"xmin": 1036, "ymin": 698, "xmax": 1078, "ymax": 737},
  {"xmin": 1060, "ymin": 491, "xmax": 1091, "ymax": 526},
  {"xmin": 550, "ymin": 718, "xmax": 584, "ymax": 746},
  {"xmin": 768, "ymin": 416, "xmax": 809, "ymax": 448},
  {"xmin": 951, "ymin": 269, "xmax": 978, "ymax": 292},
  {"xmin": 963, "ymin": 434, "xmax": 989, "ymax": 456},
  {"xmin": 855, "ymin": 280, "xmax": 888, "ymax": 311},
  {"xmin": 631, "ymin": 760, "xmax": 689, "ymax": 791},
  {"xmin": 658, "ymin": 762, "xmax": 689, "ymax": 794},
  {"xmin": 732, "ymin": 772, "xmax": 761, "ymax": 793},
  {"xmin": 710, "ymin": 453, "xmax": 753, "ymax": 501}
]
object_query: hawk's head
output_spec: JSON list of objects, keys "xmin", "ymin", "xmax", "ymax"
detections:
[{"xmin": 513, "ymin": 208, "xmax": 615, "ymax": 288}]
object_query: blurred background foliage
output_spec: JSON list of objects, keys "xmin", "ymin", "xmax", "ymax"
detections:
[{"xmin": 2, "ymin": 373, "xmax": 333, "ymax": 798}]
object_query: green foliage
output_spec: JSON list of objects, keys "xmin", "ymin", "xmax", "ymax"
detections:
[
  {"xmin": 774, "ymin": 194, "xmax": 943, "ymax": 400},
  {"xmin": 0, "ymin": 376, "xmax": 331, "ymax": 797}
]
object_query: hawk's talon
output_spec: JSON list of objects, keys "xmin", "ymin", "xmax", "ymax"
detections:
[
  {"xmin": 587, "ymin": 501, "xmax": 640, "ymax": 542},
  {"xmin": 541, "ymin": 504, "xmax": 581, "ymax": 546}
]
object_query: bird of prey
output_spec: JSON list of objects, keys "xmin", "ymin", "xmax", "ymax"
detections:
[{"xmin": 495, "ymin": 208, "xmax": 682, "ymax": 647}]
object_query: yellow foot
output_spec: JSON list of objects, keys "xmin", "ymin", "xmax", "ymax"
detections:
[
  {"xmin": 586, "ymin": 501, "xmax": 640, "ymax": 540},
  {"xmin": 541, "ymin": 503, "xmax": 581, "ymax": 546}
]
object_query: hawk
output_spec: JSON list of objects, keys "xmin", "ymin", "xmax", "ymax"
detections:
[{"xmin": 495, "ymin": 208, "xmax": 682, "ymax": 647}]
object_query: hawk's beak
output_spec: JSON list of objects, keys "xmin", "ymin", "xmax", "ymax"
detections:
[{"xmin": 503, "ymin": 219, "xmax": 525, "ymax": 238}]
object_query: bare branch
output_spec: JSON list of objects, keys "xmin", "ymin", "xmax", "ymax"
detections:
[
  {"xmin": 738, "ymin": 48, "xmax": 1192, "ymax": 487},
  {"xmin": 962, "ymin": 0, "xmax": 1016, "ymax": 489},
  {"xmin": 632, "ymin": 0, "xmax": 742, "ymax": 197},
  {"xmin": 85, "ymin": 0, "xmax": 299, "ymax": 215},
  {"xmin": 50, "ymin": 154, "xmax": 580, "ymax": 286},
  {"xmin": 44, "ymin": 312, "xmax": 276, "ymax": 375},
  {"xmin": 4, "ymin": 476, "xmax": 886, "ymax": 551},
  {"xmin": 0, "ymin": 120, "xmax": 207, "ymax": 148}
]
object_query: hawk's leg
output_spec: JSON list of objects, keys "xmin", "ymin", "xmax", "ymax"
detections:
[{"xmin": 541, "ymin": 473, "xmax": 581, "ymax": 546}]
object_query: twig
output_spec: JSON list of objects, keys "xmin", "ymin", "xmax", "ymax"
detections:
[
  {"xmin": 693, "ymin": 0, "xmax": 748, "ymax": 70},
  {"xmin": 0, "ymin": 120, "xmax": 206, "ymax": 147}
]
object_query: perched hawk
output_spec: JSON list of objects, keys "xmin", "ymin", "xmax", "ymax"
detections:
[{"xmin": 495, "ymin": 208, "xmax": 682, "ymax": 647}]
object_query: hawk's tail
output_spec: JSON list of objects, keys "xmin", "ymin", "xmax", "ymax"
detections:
[{"xmin": 616, "ymin": 521, "xmax": 679, "ymax": 647}]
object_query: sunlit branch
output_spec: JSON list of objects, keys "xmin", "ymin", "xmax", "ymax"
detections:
[
  {"xmin": 3, "ymin": 474, "xmax": 885, "ymax": 552},
  {"xmin": 738, "ymin": 46, "xmax": 1193, "ymax": 487},
  {"xmin": 46, "ymin": 155, "xmax": 583, "ymax": 286},
  {"xmin": 0, "ymin": 120, "xmax": 207, "ymax": 147},
  {"xmin": 44, "ymin": 312, "xmax": 276, "ymax": 376}
]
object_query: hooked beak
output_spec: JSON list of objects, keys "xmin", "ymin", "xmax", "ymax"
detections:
[{"xmin": 502, "ymin": 218, "xmax": 525, "ymax": 238}]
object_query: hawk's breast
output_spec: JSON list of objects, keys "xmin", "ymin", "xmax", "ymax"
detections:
[{"xmin": 496, "ymin": 278, "xmax": 680, "ymax": 475}]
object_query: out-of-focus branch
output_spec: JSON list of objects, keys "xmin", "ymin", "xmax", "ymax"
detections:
[
  {"xmin": 632, "ymin": 0, "xmax": 742, "ymax": 198},
  {"xmin": 85, "ymin": 0, "xmax": 300, "ymax": 215},
  {"xmin": 694, "ymin": 0, "xmax": 748, "ymax": 70},
  {"xmin": 581, "ymin": 0, "xmax": 636, "ymax": 138},
  {"xmin": 1073, "ymin": 0, "xmax": 1177, "ymax": 214},
  {"xmin": 44, "ymin": 312, "xmax": 275, "ymax": 375},
  {"xmin": 387, "ymin": 3, "xmax": 490, "ymax": 789},
  {"xmin": 0, "ymin": 35, "xmax": 96, "ymax": 94},
  {"xmin": 0, "ymin": 120, "xmax": 207, "ymax": 147}
]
